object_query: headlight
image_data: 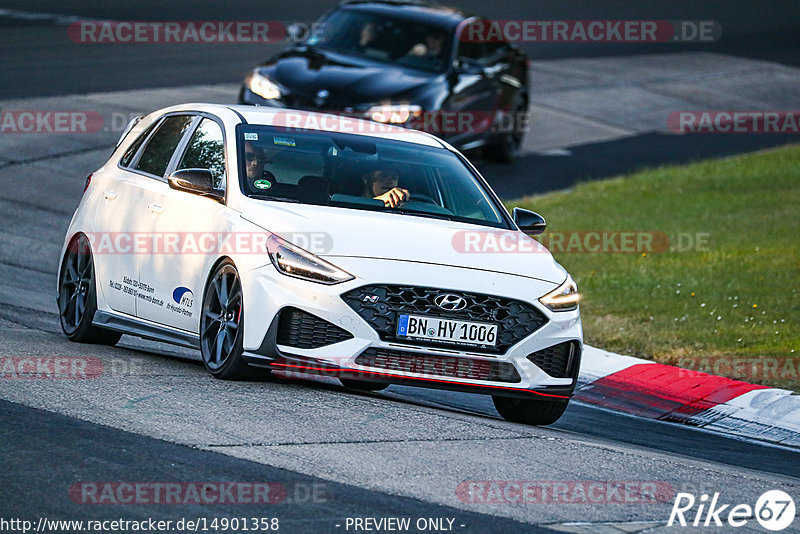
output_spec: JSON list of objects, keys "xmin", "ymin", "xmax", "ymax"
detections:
[
  {"xmin": 539, "ymin": 275, "xmax": 581, "ymax": 312},
  {"xmin": 367, "ymin": 104, "xmax": 422, "ymax": 124},
  {"xmin": 267, "ymin": 235, "xmax": 354, "ymax": 285},
  {"xmin": 248, "ymin": 71, "xmax": 281, "ymax": 100}
]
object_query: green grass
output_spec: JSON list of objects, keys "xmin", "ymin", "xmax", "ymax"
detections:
[{"xmin": 509, "ymin": 145, "xmax": 800, "ymax": 388}]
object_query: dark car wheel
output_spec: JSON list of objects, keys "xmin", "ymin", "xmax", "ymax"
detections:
[
  {"xmin": 58, "ymin": 234, "xmax": 122, "ymax": 345},
  {"xmin": 492, "ymin": 395, "xmax": 569, "ymax": 426},
  {"xmin": 484, "ymin": 98, "xmax": 528, "ymax": 164},
  {"xmin": 200, "ymin": 260, "xmax": 265, "ymax": 380}
]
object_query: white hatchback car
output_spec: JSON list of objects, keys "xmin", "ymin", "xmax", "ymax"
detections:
[{"xmin": 58, "ymin": 104, "xmax": 582, "ymax": 425}]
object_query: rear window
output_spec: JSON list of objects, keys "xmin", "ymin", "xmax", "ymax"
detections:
[
  {"xmin": 120, "ymin": 122, "xmax": 157, "ymax": 167},
  {"xmin": 134, "ymin": 115, "xmax": 194, "ymax": 178}
]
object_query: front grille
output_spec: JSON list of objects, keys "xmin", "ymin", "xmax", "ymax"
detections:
[
  {"xmin": 342, "ymin": 285, "xmax": 548, "ymax": 353},
  {"xmin": 527, "ymin": 342, "xmax": 580, "ymax": 378},
  {"xmin": 282, "ymin": 93, "xmax": 351, "ymax": 112},
  {"xmin": 276, "ymin": 307, "xmax": 353, "ymax": 349},
  {"xmin": 355, "ymin": 347, "xmax": 521, "ymax": 383}
]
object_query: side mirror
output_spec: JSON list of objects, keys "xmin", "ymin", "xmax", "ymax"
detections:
[
  {"xmin": 513, "ymin": 207, "xmax": 546, "ymax": 235},
  {"xmin": 168, "ymin": 169, "xmax": 224, "ymax": 202}
]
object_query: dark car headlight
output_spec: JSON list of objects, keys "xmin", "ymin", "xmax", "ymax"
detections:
[
  {"xmin": 366, "ymin": 104, "xmax": 422, "ymax": 124},
  {"xmin": 247, "ymin": 71, "xmax": 282, "ymax": 100}
]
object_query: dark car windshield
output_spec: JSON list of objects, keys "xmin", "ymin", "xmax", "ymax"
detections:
[
  {"xmin": 237, "ymin": 124, "xmax": 508, "ymax": 228},
  {"xmin": 306, "ymin": 10, "xmax": 452, "ymax": 73}
]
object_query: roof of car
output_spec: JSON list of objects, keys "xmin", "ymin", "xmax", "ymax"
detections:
[
  {"xmin": 338, "ymin": 0, "xmax": 470, "ymax": 31},
  {"xmin": 158, "ymin": 104, "xmax": 442, "ymax": 148}
]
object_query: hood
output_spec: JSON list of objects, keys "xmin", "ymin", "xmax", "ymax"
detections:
[
  {"xmin": 241, "ymin": 201, "xmax": 566, "ymax": 285},
  {"xmin": 260, "ymin": 48, "xmax": 434, "ymax": 105}
]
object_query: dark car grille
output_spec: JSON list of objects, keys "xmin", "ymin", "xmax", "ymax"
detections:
[
  {"xmin": 355, "ymin": 347, "xmax": 521, "ymax": 383},
  {"xmin": 526, "ymin": 342, "xmax": 581, "ymax": 379},
  {"xmin": 342, "ymin": 285, "xmax": 548, "ymax": 353},
  {"xmin": 276, "ymin": 307, "xmax": 353, "ymax": 349},
  {"xmin": 282, "ymin": 93, "xmax": 351, "ymax": 112}
]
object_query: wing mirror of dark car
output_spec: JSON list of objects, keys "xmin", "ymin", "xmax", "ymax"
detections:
[
  {"xmin": 455, "ymin": 58, "xmax": 486, "ymax": 76},
  {"xmin": 168, "ymin": 169, "xmax": 224, "ymax": 202},
  {"xmin": 513, "ymin": 207, "xmax": 547, "ymax": 235}
]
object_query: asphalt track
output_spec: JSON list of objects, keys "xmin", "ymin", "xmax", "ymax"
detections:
[{"xmin": 1, "ymin": 1, "xmax": 800, "ymax": 532}]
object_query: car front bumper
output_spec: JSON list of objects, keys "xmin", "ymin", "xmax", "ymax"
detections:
[{"xmin": 239, "ymin": 257, "xmax": 583, "ymax": 399}]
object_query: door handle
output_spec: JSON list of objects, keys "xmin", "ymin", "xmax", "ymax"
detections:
[
  {"xmin": 148, "ymin": 203, "xmax": 164, "ymax": 215},
  {"xmin": 103, "ymin": 191, "xmax": 118, "ymax": 201}
]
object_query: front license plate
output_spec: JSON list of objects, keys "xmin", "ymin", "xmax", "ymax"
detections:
[{"xmin": 396, "ymin": 314, "xmax": 498, "ymax": 347}]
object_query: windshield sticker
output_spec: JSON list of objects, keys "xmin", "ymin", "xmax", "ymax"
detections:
[
  {"xmin": 243, "ymin": 132, "xmax": 258, "ymax": 141},
  {"xmin": 273, "ymin": 136, "xmax": 296, "ymax": 147},
  {"xmin": 254, "ymin": 179, "xmax": 272, "ymax": 190}
]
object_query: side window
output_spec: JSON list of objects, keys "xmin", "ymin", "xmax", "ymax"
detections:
[
  {"xmin": 177, "ymin": 118, "xmax": 225, "ymax": 188},
  {"xmin": 457, "ymin": 40, "xmax": 485, "ymax": 62},
  {"xmin": 457, "ymin": 20, "xmax": 486, "ymax": 62},
  {"xmin": 134, "ymin": 115, "xmax": 194, "ymax": 178},
  {"xmin": 120, "ymin": 121, "xmax": 157, "ymax": 167}
]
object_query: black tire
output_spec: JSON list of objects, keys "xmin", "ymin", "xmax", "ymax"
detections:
[
  {"xmin": 340, "ymin": 378, "xmax": 388, "ymax": 392},
  {"xmin": 200, "ymin": 260, "xmax": 265, "ymax": 380},
  {"xmin": 58, "ymin": 234, "xmax": 122, "ymax": 345},
  {"xmin": 492, "ymin": 396, "xmax": 569, "ymax": 426},
  {"xmin": 483, "ymin": 98, "xmax": 528, "ymax": 164}
]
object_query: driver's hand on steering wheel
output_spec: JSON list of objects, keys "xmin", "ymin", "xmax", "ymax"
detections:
[{"xmin": 375, "ymin": 187, "xmax": 410, "ymax": 208}]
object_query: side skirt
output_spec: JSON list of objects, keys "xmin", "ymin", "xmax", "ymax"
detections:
[{"xmin": 93, "ymin": 310, "xmax": 200, "ymax": 349}]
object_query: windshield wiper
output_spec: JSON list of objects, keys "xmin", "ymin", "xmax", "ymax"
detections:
[{"xmin": 248, "ymin": 194, "xmax": 300, "ymax": 203}]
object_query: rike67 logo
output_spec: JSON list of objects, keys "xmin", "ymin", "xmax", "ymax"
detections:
[{"xmin": 668, "ymin": 490, "xmax": 796, "ymax": 531}]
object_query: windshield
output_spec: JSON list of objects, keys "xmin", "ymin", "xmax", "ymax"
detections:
[
  {"xmin": 306, "ymin": 10, "xmax": 452, "ymax": 73},
  {"xmin": 236, "ymin": 125, "xmax": 508, "ymax": 228}
]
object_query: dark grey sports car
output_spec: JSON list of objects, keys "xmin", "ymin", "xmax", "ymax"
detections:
[{"xmin": 239, "ymin": 0, "xmax": 530, "ymax": 162}]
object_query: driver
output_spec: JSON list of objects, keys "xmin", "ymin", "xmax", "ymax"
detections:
[
  {"xmin": 358, "ymin": 21, "xmax": 377, "ymax": 50},
  {"xmin": 363, "ymin": 168, "xmax": 409, "ymax": 208},
  {"xmin": 244, "ymin": 141, "xmax": 276, "ymax": 183}
]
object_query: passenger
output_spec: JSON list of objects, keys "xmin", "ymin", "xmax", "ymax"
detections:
[{"xmin": 408, "ymin": 31, "xmax": 446, "ymax": 60}]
